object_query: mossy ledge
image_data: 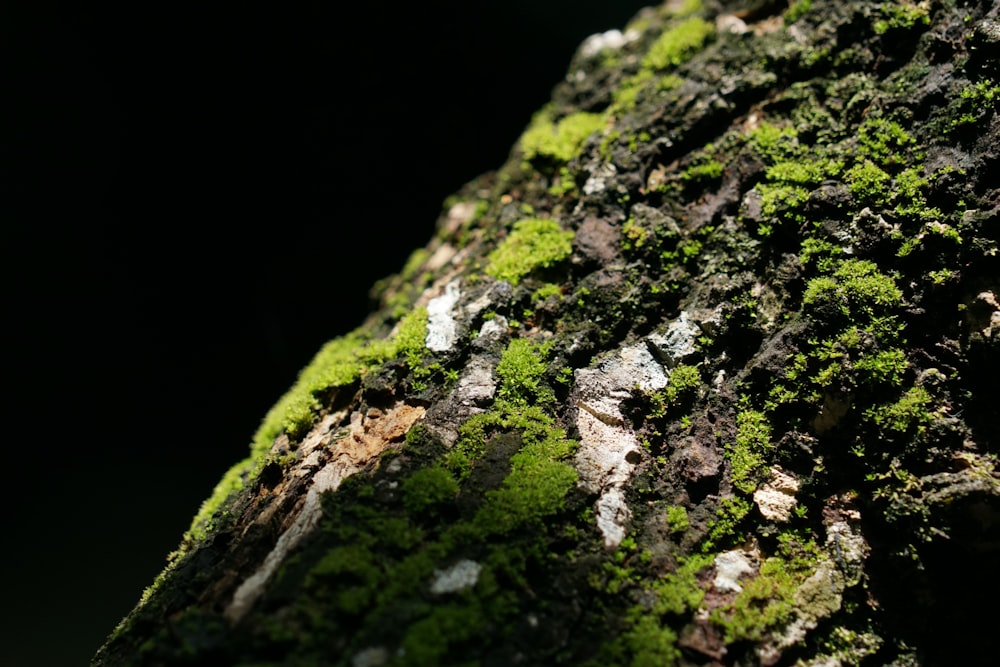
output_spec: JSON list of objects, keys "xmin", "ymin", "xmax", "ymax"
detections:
[{"xmin": 96, "ymin": 0, "xmax": 1000, "ymax": 665}]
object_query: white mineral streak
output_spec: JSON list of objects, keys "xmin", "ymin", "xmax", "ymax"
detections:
[
  {"xmin": 225, "ymin": 404, "xmax": 424, "ymax": 623},
  {"xmin": 429, "ymin": 559, "xmax": 482, "ymax": 594},
  {"xmin": 713, "ymin": 549, "xmax": 755, "ymax": 593},
  {"xmin": 425, "ymin": 280, "xmax": 461, "ymax": 352},
  {"xmin": 574, "ymin": 342, "xmax": 668, "ymax": 547},
  {"xmin": 753, "ymin": 467, "xmax": 801, "ymax": 522}
]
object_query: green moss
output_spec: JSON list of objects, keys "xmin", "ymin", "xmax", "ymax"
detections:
[
  {"xmin": 531, "ymin": 282, "xmax": 563, "ymax": 303},
  {"xmin": 665, "ymin": 505, "xmax": 690, "ymax": 533},
  {"xmin": 864, "ymin": 385, "xmax": 933, "ymax": 434},
  {"xmin": 746, "ymin": 122, "xmax": 800, "ymax": 163},
  {"xmin": 873, "ymin": 1, "xmax": 930, "ymax": 34},
  {"xmin": 642, "ymin": 17, "xmax": 714, "ymax": 71},
  {"xmin": 399, "ymin": 604, "xmax": 487, "ymax": 667},
  {"xmin": 402, "ymin": 466, "xmax": 459, "ymax": 514},
  {"xmin": 648, "ymin": 364, "xmax": 701, "ymax": 418},
  {"xmin": 703, "ymin": 496, "xmax": 752, "ymax": 551},
  {"xmin": 620, "ymin": 616, "xmax": 681, "ymax": 667},
  {"xmin": 727, "ymin": 409, "xmax": 774, "ymax": 494},
  {"xmin": 802, "ymin": 259, "xmax": 903, "ymax": 323},
  {"xmin": 766, "ymin": 158, "xmax": 842, "ymax": 185},
  {"xmin": 666, "ymin": 0, "xmax": 703, "ymax": 17},
  {"xmin": 494, "ymin": 337, "xmax": 556, "ymax": 406},
  {"xmin": 857, "ymin": 117, "xmax": 919, "ymax": 168},
  {"xmin": 520, "ymin": 108, "xmax": 607, "ymax": 164},
  {"xmin": 681, "ymin": 160, "xmax": 723, "ymax": 182},
  {"xmin": 784, "ymin": 0, "xmax": 812, "ymax": 24},
  {"xmin": 472, "ymin": 418, "xmax": 578, "ymax": 535},
  {"xmin": 710, "ymin": 534, "xmax": 820, "ymax": 643},
  {"xmin": 844, "ymin": 159, "xmax": 891, "ymax": 205},
  {"xmin": 485, "ymin": 218, "xmax": 574, "ymax": 285},
  {"xmin": 602, "ymin": 554, "xmax": 712, "ymax": 667}
]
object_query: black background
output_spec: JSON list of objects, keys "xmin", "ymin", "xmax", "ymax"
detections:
[{"xmin": 4, "ymin": 1, "xmax": 650, "ymax": 663}]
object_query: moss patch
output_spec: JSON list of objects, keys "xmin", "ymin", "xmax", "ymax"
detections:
[{"xmin": 485, "ymin": 218, "xmax": 574, "ymax": 286}]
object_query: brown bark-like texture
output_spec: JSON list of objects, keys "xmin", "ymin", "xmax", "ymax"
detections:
[{"xmin": 95, "ymin": 0, "xmax": 1000, "ymax": 664}]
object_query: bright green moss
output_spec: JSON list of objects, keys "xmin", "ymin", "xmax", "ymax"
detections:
[
  {"xmin": 494, "ymin": 337, "xmax": 556, "ymax": 406},
  {"xmin": 857, "ymin": 117, "xmax": 918, "ymax": 167},
  {"xmin": 531, "ymin": 282, "xmax": 563, "ymax": 303},
  {"xmin": 485, "ymin": 218, "xmax": 574, "ymax": 286},
  {"xmin": 766, "ymin": 158, "xmax": 843, "ymax": 185},
  {"xmin": 784, "ymin": 0, "xmax": 812, "ymax": 24},
  {"xmin": 642, "ymin": 17, "xmax": 714, "ymax": 71},
  {"xmin": 394, "ymin": 306, "xmax": 431, "ymax": 385},
  {"xmin": 873, "ymin": 1, "xmax": 931, "ymax": 34},
  {"xmin": 681, "ymin": 160, "xmax": 724, "ymax": 182},
  {"xmin": 854, "ymin": 348, "xmax": 909, "ymax": 387},
  {"xmin": 727, "ymin": 410, "xmax": 774, "ymax": 493},
  {"xmin": 666, "ymin": 0, "xmax": 703, "ymax": 17},
  {"xmin": 648, "ymin": 364, "xmax": 701, "ymax": 417},
  {"xmin": 473, "ymin": 426, "xmax": 578, "ymax": 535},
  {"xmin": 185, "ymin": 457, "xmax": 254, "ymax": 543},
  {"xmin": 845, "ymin": 159, "xmax": 891, "ymax": 205},
  {"xmin": 520, "ymin": 108, "xmax": 607, "ymax": 164},
  {"xmin": 865, "ymin": 385, "xmax": 933, "ymax": 434},
  {"xmin": 665, "ymin": 505, "xmax": 690, "ymax": 533},
  {"xmin": 611, "ymin": 70, "xmax": 657, "ymax": 112},
  {"xmin": 802, "ymin": 259, "xmax": 903, "ymax": 322},
  {"xmin": 402, "ymin": 466, "xmax": 459, "ymax": 514},
  {"xmin": 703, "ymin": 496, "xmax": 752, "ymax": 551},
  {"xmin": 747, "ymin": 122, "xmax": 800, "ymax": 163}
]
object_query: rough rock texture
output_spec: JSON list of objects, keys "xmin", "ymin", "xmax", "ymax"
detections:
[{"xmin": 95, "ymin": 0, "xmax": 1000, "ymax": 664}]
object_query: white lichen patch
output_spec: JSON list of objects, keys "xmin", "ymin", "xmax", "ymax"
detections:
[
  {"xmin": 579, "ymin": 28, "xmax": 636, "ymax": 58},
  {"xmin": 426, "ymin": 280, "xmax": 461, "ymax": 352},
  {"xmin": 713, "ymin": 549, "xmax": 756, "ymax": 593},
  {"xmin": 225, "ymin": 403, "xmax": 425, "ymax": 623},
  {"xmin": 351, "ymin": 646, "xmax": 389, "ymax": 667},
  {"xmin": 454, "ymin": 358, "xmax": 497, "ymax": 406},
  {"xmin": 429, "ymin": 559, "xmax": 482, "ymax": 595},
  {"xmin": 584, "ymin": 162, "xmax": 618, "ymax": 195},
  {"xmin": 574, "ymin": 343, "xmax": 668, "ymax": 547},
  {"xmin": 753, "ymin": 467, "xmax": 800, "ymax": 522},
  {"xmin": 595, "ymin": 488, "xmax": 632, "ymax": 547},
  {"xmin": 646, "ymin": 311, "xmax": 701, "ymax": 368}
]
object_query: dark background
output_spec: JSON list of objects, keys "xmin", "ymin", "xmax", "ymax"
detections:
[{"xmin": 4, "ymin": 1, "xmax": 650, "ymax": 663}]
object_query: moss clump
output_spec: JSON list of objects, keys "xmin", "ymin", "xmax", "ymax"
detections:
[
  {"xmin": 520, "ymin": 108, "xmax": 607, "ymax": 164},
  {"xmin": 873, "ymin": 1, "xmax": 931, "ymax": 35},
  {"xmin": 642, "ymin": 17, "xmax": 714, "ymax": 71},
  {"xmin": 710, "ymin": 533, "xmax": 821, "ymax": 643},
  {"xmin": 494, "ymin": 337, "xmax": 556, "ymax": 406},
  {"xmin": 802, "ymin": 259, "xmax": 903, "ymax": 324},
  {"xmin": 864, "ymin": 385, "xmax": 933, "ymax": 434},
  {"xmin": 485, "ymin": 218, "xmax": 574, "ymax": 286},
  {"xmin": 665, "ymin": 505, "xmax": 690, "ymax": 533},
  {"xmin": 402, "ymin": 466, "xmax": 459, "ymax": 514},
  {"xmin": 726, "ymin": 409, "xmax": 774, "ymax": 494}
]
